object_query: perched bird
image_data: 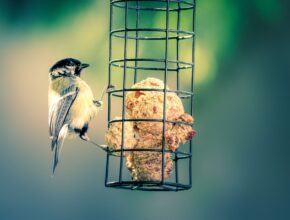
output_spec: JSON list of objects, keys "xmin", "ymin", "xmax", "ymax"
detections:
[{"xmin": 48, "ymin": 58, "xmax": 107, "ymax": 174}]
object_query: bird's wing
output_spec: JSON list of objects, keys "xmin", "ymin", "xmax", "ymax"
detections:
[
  {"xmin": 52, "ymin": 124, "xmax": 69, "ymax": 174},
  {"xmin": 49, "ymin": 85, "xmax": 79, "ymax": 144}
]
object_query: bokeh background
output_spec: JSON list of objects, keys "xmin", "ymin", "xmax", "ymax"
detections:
[{"xmin": 0, "ymin": 0, "xmax": 289, "ymax": 220}]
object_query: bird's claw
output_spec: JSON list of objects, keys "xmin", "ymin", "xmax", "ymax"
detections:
[
  {"xmin": 106, "ymin": 84, "xmax": 115, "ymax": 93},
  {"xmin": 94, "ymin": 100, "xmax": 103, "ymax": 107}
]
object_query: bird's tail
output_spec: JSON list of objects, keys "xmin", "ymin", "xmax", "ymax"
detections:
[{"xmin": 51, "ymin": 125, "xmax": 68, "ymax": 175}]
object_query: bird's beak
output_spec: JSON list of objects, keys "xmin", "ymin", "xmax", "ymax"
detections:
[{"xmin": 80, "ymin": 63, "xmax": 90, "ymax": 69}]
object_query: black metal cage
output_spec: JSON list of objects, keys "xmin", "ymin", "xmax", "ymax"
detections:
[{"xmin": 105, "ymin": 0, "xmax": 196, "ymax": 191}]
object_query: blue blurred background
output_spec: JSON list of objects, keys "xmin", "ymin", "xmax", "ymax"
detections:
[{"xmin": 0, "ymin": 0, "xmax": 289, "ymax": 220}]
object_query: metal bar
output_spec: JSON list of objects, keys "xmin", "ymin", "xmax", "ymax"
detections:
[
  {"xmin": 111, "ymin": 0, "xmax": 194, "ymax": 11},
  {"xmin": 175, "ymin": 0, "xmax": 181, "ymax": 187},
  {"xmin": 106, "ymin": 181, "xmax": 191, "ymax": 191},
  {"xmin": 109, "ymin": 88, "xmax": 194, "ymax": 99},
  {"xmin": 119, "ymin": 0, "xmax": 129, "ymax": 183},
  {"xmin": 109, "ymin": 118, "xmax": 194, "ymax": 127},
  {"xmin": 108, "ymin": 148, "xmax": 192, "ymax": 155},
  {"xmin": 111, "ymin": 28, "xmax": 194, "ymax": 40},
  {"xmin": 111, "ymin": 28, "xmax": 194, "ymax": 34},
  {"xmin": 110, "ymin": 58, "xmax": 194, "ymax": 71},
  {"xmin": 108, "ymin": 1, "xmax": 113, "ymax": 127},
  {"xmin": 111, "ymin": 27, "xmax": 194, "ymax": 33},
  {"xmin": 161, "ymin": 0, "xmax": 170, "ymax": 183},
  {"xmin": 134, "ymin": 0, "xmax": 140, "ymax": 83},
  {"xmin": 105, "ymin": 0, "xmax": 114, "ymax": 186},
  {"xmin": 176, "ymin": 0, "xmax": 181, "ymax": 90},
  {"xmin": 105, "ymin": 154, "xmax": 110, "ymax": 186},
  {"xmin": 189, "ymin": 0, "xmax": 196, "ymax": 187},
  {"xmin": 108, "ymin": 150, "xmax": 191, "ymax": 159},
  {"xmin": 110, "ymin": 57, "xmax": 194, "ymax": 64}
]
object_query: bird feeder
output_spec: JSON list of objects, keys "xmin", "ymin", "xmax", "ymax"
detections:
[{"xmin": 105, "ymin": 0, "xmax": 196, "ymax": 191}]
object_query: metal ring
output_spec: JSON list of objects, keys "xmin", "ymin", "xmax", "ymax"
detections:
[
  {"xmin": 109, "ymin": 88, "xmax": 193, "ymax": 99},
  {"xmin": 111, "ymin": 28, "xmax": 194, "ymax": 40},
  {"xmin": 110, "ymin": 58, "xmax": 194, "ymax": 71},
  {"xmin": 105, "ymin": 181, "xmax": 191, "ymax": 191},
  {"xmin": 111, "ymin": 0, "xmax": 195, "ymax": 12},
  {"xmin": 108, "ymin": 148, "xmax": 191, "ymax": 154},
  {"xmin": 109, "ymin": 118, "xmax": 193, "ymax": 126}
]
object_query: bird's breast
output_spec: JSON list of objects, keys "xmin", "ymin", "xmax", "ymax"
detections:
[
  {"xmin": 69, "ymin": 82, "xmax": 97, "ymax": 129},
  {"xmin": 48, "ymin": 77, "xmax": 98, "ymax": 131}
]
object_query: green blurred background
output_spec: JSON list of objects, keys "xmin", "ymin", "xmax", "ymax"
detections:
[{"xmin": 0, "ymin": 0, "xmax": 289, "ymax": 219}]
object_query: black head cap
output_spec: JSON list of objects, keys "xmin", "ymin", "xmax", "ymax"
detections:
[
  {"xmin": 49, "ymin": 58, "xmax": 89, "ymax": 77},
  {"xmin": 49, "ymin": 58, "xmax": 81, "ymax": 72}
]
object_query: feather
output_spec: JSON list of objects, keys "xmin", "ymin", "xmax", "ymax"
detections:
[
  {"xmin": 49, "ymin": 84, "xmax": 79, "ymax": 174},
  {"xmin": 48, "ymin": 72, "xmax": 100, "ymax": 173},
  {"xmin": 52, "ymin": 124, "xmax": 69, "ymax": 174},
  {"xmin": 49, "ymin": 85, "xmax": 79, "ymax": 145}
]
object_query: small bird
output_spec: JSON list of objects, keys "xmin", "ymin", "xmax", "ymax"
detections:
[{"xmin": 48, "ymin": 58, "xmax": 108, "ymax": 174}]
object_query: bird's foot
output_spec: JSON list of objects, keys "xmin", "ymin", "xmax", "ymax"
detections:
[
  {"xmin": 94, "ymin": 100, "xmax": 103, "ymax": 107},
  {"xmin": 80, "ymin": 133, "xmax": 108, "ymax": 152},
  {"xmin": 106, "ymin": 84, "xmax": 115, "ymax": 93},
  {"xmin": 97, "ymin": 85, "xmax": 115, "ymax": 104},
  {"xmin": 80, "ymin": 133, "xmax": 90, "ymax": 141}
]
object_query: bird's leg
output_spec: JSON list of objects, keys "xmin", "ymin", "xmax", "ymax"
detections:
[
  {"xmin": 94, "ymin": 84, "xmax": 115, "ymax": 107},
  {"xmin": 93, "ymin": 100, "xmax": 103, "ymax": 107},
  {"xmin": 79, "ymin": 132, "xmax": 90, "ymax": 141},
  {"xmin": 80, "ymin": 133, "xmax": 108, "ymax": 152},
  {"xmin": 77, "ymin": 125, "xmax": 107, "ymax": 151}
]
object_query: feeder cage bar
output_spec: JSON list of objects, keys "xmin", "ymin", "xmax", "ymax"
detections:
[{"xmin": 105, "ymin": 0, "xmax": 196, "ymax": 191}]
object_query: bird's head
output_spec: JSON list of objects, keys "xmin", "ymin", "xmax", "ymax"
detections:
[{"xmin": 49, "ymin": 58, "xmax": 89, "ymax": 79}]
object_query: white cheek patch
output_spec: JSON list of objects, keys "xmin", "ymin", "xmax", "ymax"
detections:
[
  {"xmin": 51, "ymin": 68, "xmax": 68, "ymax": 77},
  {"xmin": 66, "ymin": 66, "xmax": 76, "ymax": 71}
]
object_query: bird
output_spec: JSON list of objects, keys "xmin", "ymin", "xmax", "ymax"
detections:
[{"xmin": 48, "ymin": 58, "xmax": 109, "ymax": 174}]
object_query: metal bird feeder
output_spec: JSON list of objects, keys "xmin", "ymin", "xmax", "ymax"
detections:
[{"xmin": 105, "ymin": 0, "xmax": 196, "ymax": 191}]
